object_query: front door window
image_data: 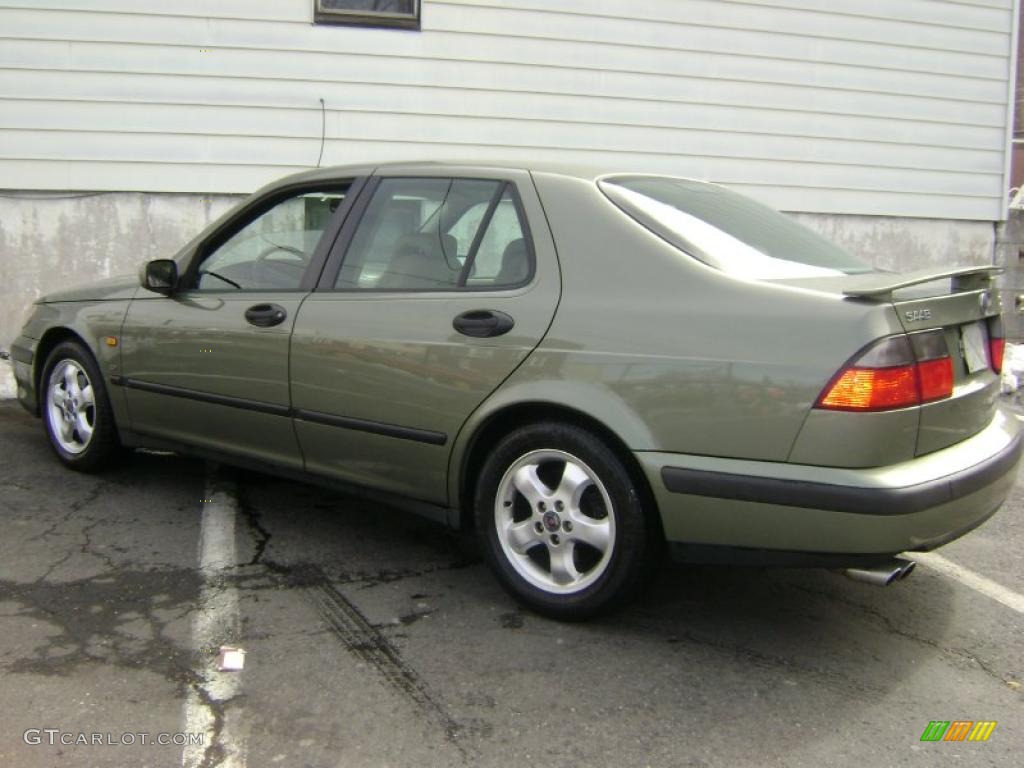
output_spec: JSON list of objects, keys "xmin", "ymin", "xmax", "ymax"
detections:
[{"xmin": 196, "ymin": 189, "xmax": 348, "ymax": 291}]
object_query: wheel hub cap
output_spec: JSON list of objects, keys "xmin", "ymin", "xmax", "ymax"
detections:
[
  {"xmin": 494, "ymin": 449, "xmax": 616, "ymax": 595},
  {"xmin": 542, "ymin": 510, "xmax": 561, "ymax": 532}
]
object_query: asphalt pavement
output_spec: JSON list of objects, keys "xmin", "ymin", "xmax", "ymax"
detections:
[{"xmin": 0, "ymin": 398, "xmax": 1021, "ymax": 767}]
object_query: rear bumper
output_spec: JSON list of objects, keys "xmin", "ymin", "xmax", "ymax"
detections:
[{"xmin": 638, "ymin": 408, "xmax": 1021, "ymax": 560}]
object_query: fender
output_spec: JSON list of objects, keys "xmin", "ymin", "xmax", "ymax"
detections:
[{"xmin": 447, "ymin": 368, "xmax": 656, "ymax": 509}]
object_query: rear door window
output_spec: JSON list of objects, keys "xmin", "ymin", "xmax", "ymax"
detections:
[{"xmin": 334, "ymin": 177, "xmax": 532, "ymax": 291}]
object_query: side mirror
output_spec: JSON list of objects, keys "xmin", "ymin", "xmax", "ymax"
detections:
[{"xmin": 141, "ymin": 259, "xmax": 178, "ymax": 294}]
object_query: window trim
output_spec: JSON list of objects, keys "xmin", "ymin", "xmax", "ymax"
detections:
[
  {"xmin": 313, "ymin": 0, "xmax": 421, "ymax": 30},
  {"xmin": 457, "ymin": 182, "xmax": 506, "ymax": 287},
  {"xmin": 316, "ymin": 175, "xmax": 537, "ymax": 294},
  {"xmin": 182, "ymin": 179, "xmax": 363, "ymax": 294}
]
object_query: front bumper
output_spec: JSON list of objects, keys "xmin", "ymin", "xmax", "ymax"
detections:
[
  {"xmin": 10, "ymin": 335, "xmax": 38, "ymax": 414},
  {"xmin": 638, "ymin": 408, "xmax": 1021, "ymax": 561}
]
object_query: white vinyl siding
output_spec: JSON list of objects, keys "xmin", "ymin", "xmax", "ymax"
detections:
[{"xmin": 0, "ymin": 0, "xmax": 1016, "ymax": 219}]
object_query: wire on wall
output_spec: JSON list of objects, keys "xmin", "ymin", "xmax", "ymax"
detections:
[{"xmin": 316, "ymin": 98, "xmax": 326, "ymax": 168}]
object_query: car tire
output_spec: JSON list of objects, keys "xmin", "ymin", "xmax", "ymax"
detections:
[
  {"xmin": 40, "ymin": 341, "xmax": 121, "ymax": 472},
  {"xmin": 474, "ymin": 422, "xmax": 652, "ymax": 620}
]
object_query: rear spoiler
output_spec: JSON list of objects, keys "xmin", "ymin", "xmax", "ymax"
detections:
[{"xmin": 842, "ymin": 265, "xmax": 1002, "ymax": 300}]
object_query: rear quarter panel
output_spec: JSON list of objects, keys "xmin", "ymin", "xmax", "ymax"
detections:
[
  {"xmin": 516, "ymin": 173, "xmax": 905, "ymax": 462},
  {"xmin": 897, "ymin": 291, "xmax": 1002, "ymax": 456}
]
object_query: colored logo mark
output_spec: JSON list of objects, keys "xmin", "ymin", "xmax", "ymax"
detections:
[{"xmin": 920, "ymin": 721, "xmax": 997, "ymax": 742}]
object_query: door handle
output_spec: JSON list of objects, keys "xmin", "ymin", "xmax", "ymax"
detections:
[
  {"xmin": 245, "ymin": 303, "xmax": 287, "ymax": 328},
  {"xmin": 452, "ymin": 309, "xmax": 515, "ymax": 338}
]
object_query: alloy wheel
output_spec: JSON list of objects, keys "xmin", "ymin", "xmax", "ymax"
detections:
[
  {"xmin": 45, "ymin": 359, "xmax": 96, "ymax": 455},
  {"xmin": 494, "ymin": 449, "xmax": 616, "ymax": 594}
]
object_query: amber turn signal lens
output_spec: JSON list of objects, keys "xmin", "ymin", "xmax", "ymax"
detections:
[
  {"xmin": 817, "ymin": 332, "xmax": 953, "ymax": 412},
  {"xmin": 818, "ymin": 366, "xmax": 919, "ymax": 411}
]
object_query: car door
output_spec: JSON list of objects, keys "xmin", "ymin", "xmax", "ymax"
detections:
[
  {"xmin": 119, "ymin": 180, "xmax": 359, "ymax": 468},
  {"xmin": 289, "ymin": 169, "xmax": 561, "ymax": 505}
]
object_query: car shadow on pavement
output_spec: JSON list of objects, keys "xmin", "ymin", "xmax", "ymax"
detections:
[{"xmin": 224, "ymin": 460, "xmax": 960, "ymax": 704}]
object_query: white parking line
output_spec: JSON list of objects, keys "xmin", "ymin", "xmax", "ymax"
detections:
[
  {"xmin": 913, "ymin": 551, "xmax": 1024, "ymax": 615},
  {"xmin": 181, "ymin": 468, "xmax": 247, "ymax": 768}
]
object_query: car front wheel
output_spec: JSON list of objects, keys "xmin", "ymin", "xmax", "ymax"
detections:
[
  {"xmin": 475, "ymin": 422, "xmax": 653, "ymax": 620},
  {"xmin": 41, "ymin": 341, "xmax": 120, "ymax": 471}
]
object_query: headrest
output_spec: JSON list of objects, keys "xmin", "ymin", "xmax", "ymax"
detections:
[{"xmin": 395, "ymin": 232, "xmax": 458, "ymax": 266}]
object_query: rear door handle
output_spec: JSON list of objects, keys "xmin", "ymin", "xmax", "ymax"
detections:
[
  {"xmin": 245, "ymin": 303, "xmax": 287, "ymax": 328},
  {"xmin": 453, "ymin": 309, "xmax": 515, "ymax": 338}
]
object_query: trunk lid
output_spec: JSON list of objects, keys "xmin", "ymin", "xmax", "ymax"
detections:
[{"xmin": 782, "ymin": 265, "xmax": 1003, "ymax": 457}]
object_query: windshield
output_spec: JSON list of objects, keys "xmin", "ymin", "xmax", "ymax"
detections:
[{"xmin": 600, "ymin": 176, "xmax": 873, "ymax": 279}]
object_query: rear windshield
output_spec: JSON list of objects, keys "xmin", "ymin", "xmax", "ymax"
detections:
[{"xmin": 600, "ymin": 176, "xmax": 873, "ymax": 279}]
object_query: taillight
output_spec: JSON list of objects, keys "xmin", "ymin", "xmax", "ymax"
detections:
[
  {"xmin": 911, "ymin": 330, "xmax": 954, "ymax": 403},
  {"xmin": 988, "ymin": 315, "xmax": 1005, "ymax": 374},
  {"xmin": 917, "ymin": 359, "xmax": 954, "ymax": 402},
  {"xmin": 817, "ymin": 331, "xmax": 953, "ymax": 412},
  {"xmin": 990, "ymin": 339, "xmax": 1005, "ymax": 374}
]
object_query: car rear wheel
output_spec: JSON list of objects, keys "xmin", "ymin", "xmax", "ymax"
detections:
[
  {"xmin": 41, "ymin": 341, "xmax": 120, "ymax": 472},
  {"xmin": 475, "ymin": 422, "xmax": 652, "ymax": 620}
]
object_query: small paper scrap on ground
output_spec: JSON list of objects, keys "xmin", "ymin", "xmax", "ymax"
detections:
[{"xmin": 216, "ymin": 646, "xmax": 246, "ymax": 671}]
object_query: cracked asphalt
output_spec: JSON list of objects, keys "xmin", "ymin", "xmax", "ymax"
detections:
[{"xmin": 0, "ymin": 398, "xmax": 1021, "ymax": 767}]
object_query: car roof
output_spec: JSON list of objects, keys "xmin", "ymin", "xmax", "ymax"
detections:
[{"xmin": 264, "ymin": 161, "xmax": 711, "ymax": 190}]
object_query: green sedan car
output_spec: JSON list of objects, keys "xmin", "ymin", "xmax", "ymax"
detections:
[{"xmin": 10, "ymin": 162, "xmax": 1021, "ymax": 619}]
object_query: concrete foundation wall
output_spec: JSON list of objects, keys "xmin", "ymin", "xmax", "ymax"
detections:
[
  {"xmin": 0, "ymin": 192, "xmax": 1004, "ymax": 355},
  {"xmin": 0, "ymin": 192, "xmax": 241, "ymax": 349},
  {"xmin": 996, "ymin": 209, "xmax": 1024, "ymax": 341},
  {"xmin": 790, "ymin": 213, "xmax": 995, "ymax": 272}
]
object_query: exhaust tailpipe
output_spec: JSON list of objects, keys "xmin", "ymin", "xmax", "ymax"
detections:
[{"xmin": 844, "ymin": 557, "xmax": 916, "ymax": 587}]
